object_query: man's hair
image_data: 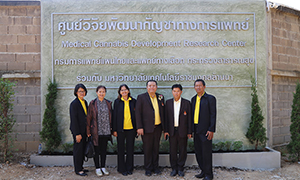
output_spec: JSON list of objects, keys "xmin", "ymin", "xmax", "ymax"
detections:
[
  {"xmin": 194, "ymin": 79, "xmax": 206, "ymax": 86},
  {"xmin": 171, "ymin": 84, "xmax": 182, "ymax": 91},
  {"xmin": 74, "ymin": 83, "xmax": 87, "ymax": 97},
  {"xmin": 96, "ymin": 85, "xmax": 107, "ymax": 92},
  {"xmin": 146, "ymin": 80, "xmax": 157, "ymax": 86}
]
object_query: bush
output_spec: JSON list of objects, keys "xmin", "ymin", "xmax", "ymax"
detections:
[
  {"xmin": 61, "ymin": 142, "xmax": 73, "ymax": 154},
  {"xmin": 217, "ymin": 141, "xmax": 226, "ymax": 151},
  {"xmin": 159, "ymin": 140, "xmax": 169, "ymax": 153},
  {"xmin": 39, "ymin": 79, "xmax": 61, "ymax": 152},
  {"xmin": 107, "ymin": 141, "xmax": 117, "ymax": 153},
  {"xmin": 224, "ymin": 141, "xmax": 232, "ymax": 151},
  {"xmin": 232, "ymin": 141, "xmax": 243, "ymax": 151},
  {"xmin": 187, "ymin": 139, "xmax": 194, "ymax": 152},
  {"xmin": 212, "ymin": 142, "xmax": 218, "ymax": 151},
  {"xmin": 245, "ymin": 76, "xmax": 268, "ymax": 150},
  {"xmin": 287, "ymin": 82, "xmax": 300, "ymax": 161},
  {"xmin": 0, "ymin": 78, "xmax": 16, "ymax": 162},
  {"xmin": 134, "ymin": 141, "xmax": 143, "ymax": 153}
]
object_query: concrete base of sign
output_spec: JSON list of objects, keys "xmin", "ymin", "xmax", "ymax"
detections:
[
  {"xmin": 212, "ymin": 147, "xmax": 281, "ymax": 170},
  {"xmin": 30, "ymin": 147, "xmax": 280, "ymax": 170}
]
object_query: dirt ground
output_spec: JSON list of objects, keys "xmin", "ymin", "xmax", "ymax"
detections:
[{"xmin": 0, "ymin": 151, "xmax": 300, "ymax": 180}]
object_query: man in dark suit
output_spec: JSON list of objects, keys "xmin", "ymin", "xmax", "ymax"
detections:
[
  {"xmin": 136, "ymin": 80, "xmax": 164, "ymax": 176},
  {"xmin": 164, "ymin": 84, "xmax": 192, "ymax": 177},
  {"xmin": 191, "ymin": 79, "xmax": 216, "ymax": 180}
]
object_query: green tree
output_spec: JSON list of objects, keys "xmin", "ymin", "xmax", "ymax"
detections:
[
  {"xmin": 39, "ymin": 79, "xmax": 61, "ymax": 152},
  {"xmin": 287, "ymin": 82, "xmax": 300, "ymax": 161},
  {"xmin": 245, "ymin": 77, "xmax": 268, "ymax": 150},
  {"xmin": 0, "ymin": 78, "xmax": 16, "ymax": 162}
]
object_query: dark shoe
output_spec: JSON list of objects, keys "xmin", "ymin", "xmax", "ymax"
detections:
[
  {"xmin": 170, "ymin": 169, "xmax": 177, "ymax": 176},
  {"xmin": 203, "ymin": 176, "xmax": 212, "ymax": 180},
  {"xmin": 195, "ymin": 172, "xmax": 205, "ymax": 178},
  {"xmin": 83, "ymin": 169, "xmax": 89, "ymax": 173},
  {"xmin": 154, "ymin": 169, "xmax": 162, "ymax": 175},
  {"xmin": 145, "ymin": 170, "xmax": 152, "ymax": 176},
  {"xmin": 121, "ymin": 172, "xmax": 128, "ymax": 176},
  {"xmin": 127, "ymin": 171, "xmax": 133, "ymax": 175},
  {"xmin": 178, "ymin": 170, "xmax": 185, "ymax": 177},
  {"xmin": 75, "ymin": 171, "xmax": 88, "ymax": 176}
]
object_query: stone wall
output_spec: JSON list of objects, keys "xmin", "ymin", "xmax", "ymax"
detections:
[
  {"xmin": 0, "ymin": 1, "xmax": 41, "ymax": 151},
  {"xmin": 269, "ymin": 7, "xmax": 300, "ymax": 146}
]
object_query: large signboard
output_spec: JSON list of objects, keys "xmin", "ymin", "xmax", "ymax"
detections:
[
  {"xmin": 52, "ymin": 12, "xmax": 256, "ymax": 89},
  {"xmin": 42, "ymin": 0, "xmax": 267, "ymax": 147}
]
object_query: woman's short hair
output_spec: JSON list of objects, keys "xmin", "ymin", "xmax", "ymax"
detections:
[
  {"xmin": 74, "ymin": 83, "xmax": 87, "ymax": 97},
  {"xmin": 117, "ymin": 84, "xmax": 131, "ymax": 99},
  {"xmin": 96, "ymin": 85, "xmax": 107, "ymax": 92}
]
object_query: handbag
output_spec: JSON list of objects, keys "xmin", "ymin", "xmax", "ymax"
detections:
[{"xmin": 84, "ymin": 136, "xmax": 95, "ymax": 162}]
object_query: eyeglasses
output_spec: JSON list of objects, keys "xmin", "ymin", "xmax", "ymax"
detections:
[
  {"xmin": 120, "ymin": 89, "xmax": 128, "ymax": 92},
  {"xmin": 78, "ymin": 91, "xmax": 86, "ymax": 93}
]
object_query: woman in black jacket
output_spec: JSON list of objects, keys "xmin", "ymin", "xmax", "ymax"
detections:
[
  {"xmin": 112, "ymin": 84, "xmax": 136, "ymax": 176},
  {"xmin": 69, "ymin": 83, "xmax": 88, "ymax": 176}
]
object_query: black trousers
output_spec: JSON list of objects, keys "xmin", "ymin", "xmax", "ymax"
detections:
[
  {"xmin": 72, "ymin": 134, "xmax": 86, "ymax": 173},
  {"xmin": 93, "ymin": 136, "xmax": 109, "ymax": 168},
  {"xmin": 141, "ymin": 124, "xmax": 162, "ymax": 171},
  {"xmin": 169, "ymin": 129, "xmax": 188, "ymax": 171},
  {"xmin": 194, "ymin": 132, "xmax": 213, "ymax": 178},
  {"xmin": 117, "ymin": 129, "xmax": 136, "ymax": 173}
]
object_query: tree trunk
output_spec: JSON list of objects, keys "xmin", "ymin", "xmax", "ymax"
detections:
[
  {"xmin": 4, "ymin": 124, "xmax": 8, "ymax": 162},
  {"xmin": 3, "ymin": 108, "xmax": 8, "ymax": 162},
  {"xmin": 255, "ymin": 140, "xmax": 258, "ymax": 151}
]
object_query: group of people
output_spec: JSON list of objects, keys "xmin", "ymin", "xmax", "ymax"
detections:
[{"xmin": 69, "ymin": 79, "xmax": 216, "ymax": 180}]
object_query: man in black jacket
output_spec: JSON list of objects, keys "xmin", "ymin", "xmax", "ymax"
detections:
[
  {"xmin": 136, "ymin": 80, "xmax": 164, "ymax": 176},
  {"xmin": 191, "ymin": 79, "xmax": 216, "ymax": 180},
  {"xmin": 164, "ymin": 84, "xmax": 192, "ymax": 177}
]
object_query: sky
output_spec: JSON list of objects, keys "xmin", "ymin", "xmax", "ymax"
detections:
[{"xmin": 271, "ymin": 0, "xmax": 300, "ymax": 11}]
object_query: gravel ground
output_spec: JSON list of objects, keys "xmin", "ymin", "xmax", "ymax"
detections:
[{"xmin": 0, "ymin": 152, "xmax": 300, "ymax": 180}]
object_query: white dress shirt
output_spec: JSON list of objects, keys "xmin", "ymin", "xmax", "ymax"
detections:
[{"xmin": 173, "ymin": 97, "xmax": 181, "ymax": 127}]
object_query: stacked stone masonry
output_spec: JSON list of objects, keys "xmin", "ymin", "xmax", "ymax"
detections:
[
  {"xmin": 271, "ymin": 10, "xmax": 300, "ymax": 72},
  {"xmin": 0, "ymin": 2, "xmax": 41, "ymax": 151},
  {"xmin": 0, "ymin": 4, "xmax": 41, "ymax": 72},
  {"xmin": 271, "ymin": 8, "xmax": 300, "ymax": 145}
]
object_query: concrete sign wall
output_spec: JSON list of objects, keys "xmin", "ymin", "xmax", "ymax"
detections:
[{"xmin": 41, "ymin": 0, "xmax": 267, "ymax": 148}]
